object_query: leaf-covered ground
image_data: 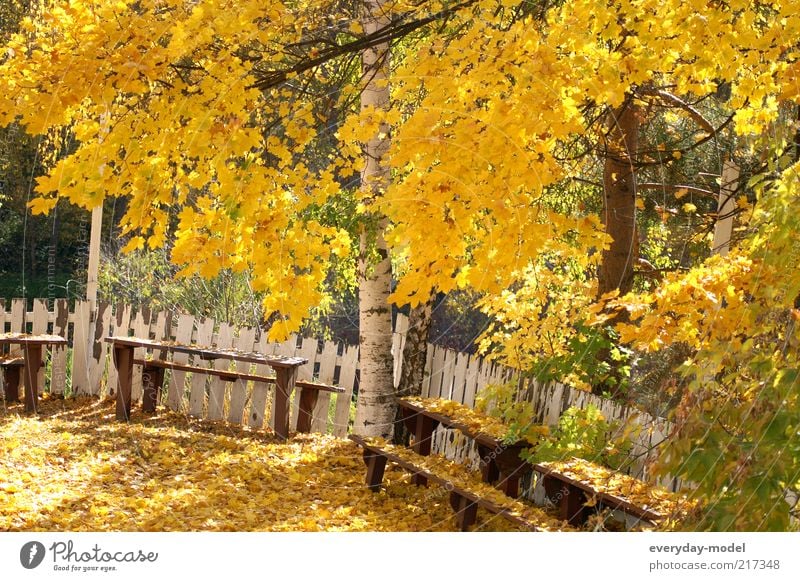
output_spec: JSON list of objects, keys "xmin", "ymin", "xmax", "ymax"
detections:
[{"xmin": 1, "ymin": 396, "xmax": 529, "ymax": 532}]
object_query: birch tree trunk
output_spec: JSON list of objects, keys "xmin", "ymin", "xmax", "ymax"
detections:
[{"xmin": 353, "ymin": 0, "xmax": 395, "ymax": 438}]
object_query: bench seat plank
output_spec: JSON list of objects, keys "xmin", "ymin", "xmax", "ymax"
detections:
[
  {"xmin": 133, "ymin": 358, "xmax": 343, "ymax": 393},
  {"xmin": 398, "ymin": 398, "xmax": 533, "ymax": 496},
  {"xmin": 533, "ymin": 458, "xmax": 697, "ymax": 525},
  {"xmin": 349, "ymin": 434, "xmax": 574, "ymax": 532}
]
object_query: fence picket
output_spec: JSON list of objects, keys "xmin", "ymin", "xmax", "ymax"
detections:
[
  {"xmin": 451, "ymin": 351, "xmax": 469, "ymax": 404},
  {"xmin": 228, "ymin": 327, "xmax": 257, "ymax": 425},
  {"xmin": 71, "ymin": 300, "xmax": 91, "ymax": 395},
  {"xmin": 289, "ymin": 337, "xmax": 320, "ymax": 431},
  {"xmin": 10, "ymin": 299, "xmax": 25, "ymax": 358},
  {"xmin": 207, "ymin": 323, "xmax": 234, "ymax": 421},
  {"xmin": 392, "ymin": 314, "xmax": 408, "ymax": 388},
  {"xmin": 429, "ymin": 346, "xmax": 445, "ymax": 399},
  {"xmin": 88, "ymin": 302, "xmax": 111, "ymax": 396},
  {"xmin": 332, "ymin": 344, "xmax": 358, "ymax": 437},
  {"xmin": 439, "ymin": 348, "xmax": 457, "ymax": 400},
  {"xmin": 50, "ymin": 299, "xmax": 69, "ymax": 395},
  {"xmin": 188, "ymin": 317, "xmax": 215, "ymax": 417},
  {"xmin": 129, "ymin": 308, "xmax": 151, "ymax": 403},
  {"xmin": 165, "ymin": 314, "xmax": 195, "ymax": 411},
  {"xmin": 32, "ymin": 299, "xmax": 48, "ymax": 393},
  {"xmin": 106, "ymin": 304, "xmax": 132, "ymax": 397},
  {"xmin": 311, "ymin": 340, "xmax": 338, "ymax": 433},
  {"xmin": 462, "ymin": 355, "xmax": 480, "ymax": 408},
  {"xmin": 249, "ymin": 333, "xmax": 271, "ymax": 429},
  {"xmin": 421, "ymin": 343, "xmax": 434, "ymax": 397}
]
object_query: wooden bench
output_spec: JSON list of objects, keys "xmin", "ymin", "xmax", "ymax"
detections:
[
  {"xmin": 398, "ymin": 398, "xmax": 686, "ymax": 528},
  {"xmin": 0, "ymin": 356, "xmax": 25, "ymax": 403},
  {"xmin": 0, "ymin": 334, "xmax": 66, "ymax": 412},
  {"xmin": 398, "ymin": 398, "xmax": 533, "ymax": 496},
  {"xmin": 107, "ymin": 336, "xmax": 311, "ymax": 438},
  {"xmin": 349, "ymin": 434, "xmax": 574, "ymax": 532},
  {"xmin": 532, "ymin": 458, "xmax": 689, "ymax": 527},
  {"xmin": 134, "ymin": 358, "xmax": 344, "ymax": 433}
]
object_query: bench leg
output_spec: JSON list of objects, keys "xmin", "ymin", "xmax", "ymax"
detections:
[
  {"xmin": 498, "ymin": 471, "xmax": 522, "ymax": 498},
  {"xmin": 2, "ymin": 366, "xmax": 21, "ymax": 403},
  {"xmin": 296, "ymin": 388, "xmax": 319, "ymax": 433},
  {"xmin": 411, "ymin": 415, "xmax": 436, "ymax": 486},
  {"xmin": 477, "ymin": 444, "xmax": 501, "ymax": 484},
  {"xmin": 449, "ymin": 491, "xmax": 478, "ymax": 531},
  {"xmin": 273, "ymin": 366, "xmax": 298, "ymax": 440},
  {"xmin": 542, "ymin": 475, "xmax": 589, "ymax": 526},
  {"xmin": 114, "ymin": 345, "xmax": 134, "ymax": 421},
  {"xmin": 363, "ymin": 450, "xmax": 388, "ymax": 492},
  {"xmin": 142, "ymin": 365, "xmax": 165, "ymax": 413},
  {"xmin": 23, "ymin": 344, "xmax": 42, "ymax": 413},
  {"xmin": 400, "ymin": 406, "xmax": 418, "ymax": 435}
]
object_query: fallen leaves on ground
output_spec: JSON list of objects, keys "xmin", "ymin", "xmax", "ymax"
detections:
[
  {"xmin": 0, "ymin": 396, "xmax": 526, "ymax": 532},
  {"xmin": 538, "ymin": 457, "xmax": 700, "ymax": 529},
  {"xmin": 361, "ymin": 436, "xmax": 575, "ymax": 532}
]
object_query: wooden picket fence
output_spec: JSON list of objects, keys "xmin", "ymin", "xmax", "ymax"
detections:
[{"xmin": 0, "ymin": 298, "xmax": 674, "ymax": 487}]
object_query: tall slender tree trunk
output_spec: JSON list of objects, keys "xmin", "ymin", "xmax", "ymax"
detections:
[
  {"xmin": 595, "ymin": 96, "xmax": 639, "ymax": 398},
  {"xmin": 353, "ymin": 0, "xmax": 395, "ymax": 438},
  {"xmin": 598, "ymin": 97, "xmax": 639, "ymax": 299},
  {"xmin": 393, "ymin": 294, "xmax": 435, "ymax": 445}
]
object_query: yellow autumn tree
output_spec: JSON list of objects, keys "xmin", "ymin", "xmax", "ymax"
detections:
[{"xmin": 2, "ymin": 0, "xmax": 800, "ymax": 529}]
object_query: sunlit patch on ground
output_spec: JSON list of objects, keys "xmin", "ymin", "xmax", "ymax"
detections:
[{"xmin": 0, "ymin": 396, "xmax": 524, "ymax": 532}]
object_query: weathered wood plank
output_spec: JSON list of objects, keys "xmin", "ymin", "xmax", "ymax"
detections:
[
  {"xmin": 88, "ymin": 302, "xmax": 111, "ymax": 396},
  {"xmin": 451, "ymin": 351, "xmax": 469, "ymax": 404},
  {"xmin": 165, "ymin": 314, "xmax": 195, "ymax": 411},
  {"xmin": 462, "ymin": 355, "xmax": 480, "ymax": 408},
  {"xmin": 50, "ymin": 299, "xmax": 69, "ymax": 395},
  {"xmin": 248, "ymin": 332, "xmax": 271, "ymax": 429},
  {"xmin": 129, "ymin": 308, "xmax": 151, "ymax": 403},
  {"xmin": 32, "ymin": 299, "xmax": 48, "ymax": 393},
  {"xmin": 439, "ymin": 348, "xmax": 457, "ymax": 400},
  {"xmin": 429, "ymin": 345, "xmax": 446, "ymax": 399},
  {"xmin": 71, "ymin": 300, "xmax": 92, "ymax": 395},
  {"xmin": 289, "ymin": 336, "xmax": 318, "ymax": 431},
  {"xmin": 332, "ymin": 344, "xmax": 358, "ymax": 437},
  {"xmin": 421, "ymin": 342, "xmax": 434, "ymax": 397},
  {"xmin": 392, "ymin": 314, "xmax": 408, "ymax": 389},
  {"xmin": 207, "ymin": 323, "xmax": 234, "ymax": 421},
  {"xmin": 9, "ymin": 299, "xmax": 25, "ymax": 359},
  {"xmin": 106, "ymin": 303, "xmax": 132, "ymax": 397},
  {"xmin": 310, "ymin": 340, "xmax": 337, "ymax": 433},
  {"xmin": 188, "ymin": 318, "xmax": 215, "ymax": 417},
  {"xmin": 228, "ymin": 327, "xmax": 257, "ymax": 425}
]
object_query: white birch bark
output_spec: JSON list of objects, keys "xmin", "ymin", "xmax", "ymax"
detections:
[{"xmin": 353, "ymin": 0, "xmax": 395, "ymax": 438}]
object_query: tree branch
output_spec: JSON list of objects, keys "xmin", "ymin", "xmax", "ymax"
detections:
[
  {"xmin": 638, "ymin": 87, "xmax": 716, "ymax": 135},
  {"xmin": 247, "ymin": 0, "xmax": 478, "ymax": 91},
  {"xmin": 637, "ymin": 183, "xmax": 717, "ymax": 197}
]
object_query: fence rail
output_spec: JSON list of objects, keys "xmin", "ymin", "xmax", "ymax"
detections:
[{"xmin": 0, "ymin": 298, "xmax": 675, "ymax": 488}]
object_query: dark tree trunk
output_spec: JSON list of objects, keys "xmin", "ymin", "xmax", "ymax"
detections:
[
  {"xmin": 595, "ymin": 96, "xmax": 639, "ymax": 398},
  {"xmin": 598, "ymin": 97, "xmax": 639, "ymax": 299},
  {"xmin": 393, "ymin": 294, "xmax": 435, "ymax": 445}
]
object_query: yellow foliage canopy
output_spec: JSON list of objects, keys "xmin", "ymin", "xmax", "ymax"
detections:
[{"xmin": 2, "ymin": 0, "xmax": 798, "ymax": 344}]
